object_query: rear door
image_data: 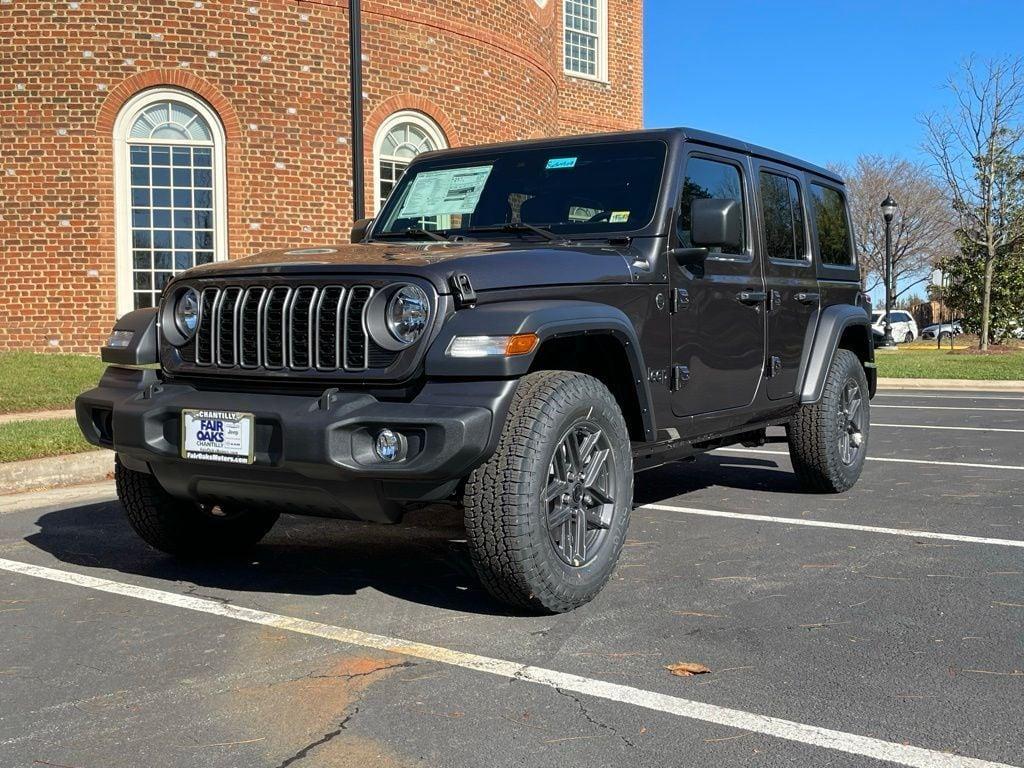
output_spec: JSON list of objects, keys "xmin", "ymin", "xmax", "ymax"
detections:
[
  {"xmin": 755, "ymin": 163, "xmax": 818, "ymax": 400},
  {"xmin": 670, "ymin": 149, "xmax": 765, "ymax": 417}
]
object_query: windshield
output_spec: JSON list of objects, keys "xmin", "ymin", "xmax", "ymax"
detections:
[{"xmin": 373, "ymin": 140, "xmax": 667, "ymax": 239}]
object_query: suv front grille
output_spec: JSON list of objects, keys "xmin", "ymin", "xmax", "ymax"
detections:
[{"xmin": 191, "ymin": 284, "xmax": 385, "ymax": 372}]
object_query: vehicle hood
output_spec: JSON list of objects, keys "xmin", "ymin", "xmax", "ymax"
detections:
[{"xmin": 183, "ymin": 239, "xmax": 637, "ymax": 293}]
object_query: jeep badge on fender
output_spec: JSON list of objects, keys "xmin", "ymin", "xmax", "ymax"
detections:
[{"xmin": 76, "ymin": 128, "xmax": 875, "ymax": 613}]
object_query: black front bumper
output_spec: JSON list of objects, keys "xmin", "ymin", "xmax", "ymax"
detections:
[{"xmin": 76, "ymin": 367, "xmax": 516, "ymax": 522}]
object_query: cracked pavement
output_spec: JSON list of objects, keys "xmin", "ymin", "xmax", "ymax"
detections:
[{"xmin": 1, "ymin": 389, "xmax": 1022, "ymax": 767}]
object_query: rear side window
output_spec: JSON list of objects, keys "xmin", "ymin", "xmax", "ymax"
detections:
[
  {"xmin": 809, "ymin": 184, "xmax": 853, "ymax": 266},
  {"xmin": 678, "ymin": 157, "xmax": 745, "ymax": 253},
  {"xmin": 759, "ymin": 171, "xmax": 806, "ymax": 261}
]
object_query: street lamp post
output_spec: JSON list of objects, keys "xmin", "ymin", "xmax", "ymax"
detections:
[{"xmin": 880, "ymin": 195, "xmax": 898, "ymax": 348}]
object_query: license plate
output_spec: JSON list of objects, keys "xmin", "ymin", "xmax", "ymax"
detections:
[{"xmin": 181, "ymin": 409, "xmax": 255, "ymax": 464}]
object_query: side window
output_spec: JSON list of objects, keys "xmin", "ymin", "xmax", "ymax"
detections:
[
  {"xmin": 678, "ymin": 157, "xmax": 746, "ymax": 253},
  {"xmin": 759, "ymin": 171, "xmax": 807, "ymax": 261},
  {"xmin": 809, "ymin": 183, "xmax": 853, "ymax": 266}
]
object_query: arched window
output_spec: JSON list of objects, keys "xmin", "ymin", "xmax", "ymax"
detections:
[
  {"xmin": 373, "ymin": 111, "xmax": 447, "ymax": 214},
  {"xmin": 113, "ymin": 88, "xmax": 227, "ymax": 315}
]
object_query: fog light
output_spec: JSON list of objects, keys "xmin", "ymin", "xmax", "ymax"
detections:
[{"xmin": 375, "ymin": 428, "xmax": 402, "ymax": 462}]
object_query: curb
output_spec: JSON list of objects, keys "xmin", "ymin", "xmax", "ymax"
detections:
[
  {"xmin": 877, "ymin": 377, "xmax": 1024, "ymax": 393},
  {"xmin": 0, "ymin": 450, "xmax": 114, "ymax": 496}
]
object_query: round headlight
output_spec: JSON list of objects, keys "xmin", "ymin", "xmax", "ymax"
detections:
[
  {"xmin": 174, "ymin": 288, "xmax": 201, "ymax": 338},
  {"xmin": 385, "ymin": 285, "xmax": 430, "ymax": 345}
]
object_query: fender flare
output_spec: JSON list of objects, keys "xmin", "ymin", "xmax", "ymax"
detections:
[
  {"xmin": 425, "ymin": 300, "xmax": 655, "ymax": 439},
  {"xmin": 101, "ymin": 307, "xmax": 159, "ymax": 366},
  {"xmin": 799, "ymin": 304, "xmax": 874, "ymax": 404}
]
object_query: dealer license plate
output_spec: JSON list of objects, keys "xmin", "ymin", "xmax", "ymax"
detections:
[{"xmin": 181, "ymin": 409, "xmax": 255, "ymax": 464}]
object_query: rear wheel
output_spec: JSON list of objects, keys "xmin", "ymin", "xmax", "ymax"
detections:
[
  {"xmin": 904, "ymin": 331, "xmax": 914, "ymax": 343},
  {"xmin": 464, "ymin": 371, "xmax": 633, "ymax": 613},
  {"xmin": 787, "ymin": 349, "xmax": 870, "ymax": 493},
  {"xmin": 115, "ymin": 458, "xmax": 279, "ymax": 557}
]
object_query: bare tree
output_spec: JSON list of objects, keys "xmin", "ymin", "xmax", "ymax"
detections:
[
  {"xmin": 835, "ymin": 155, "xmax": 954, "ymax": 299},
  {"xmin": 922, "ymin": 56, "xmax": 1024, "ymax": 350}
]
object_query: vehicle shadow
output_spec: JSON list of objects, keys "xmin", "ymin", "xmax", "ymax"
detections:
[{"xmin": 24, "ymin": 453, "xmax": 801, "ymax": 615}]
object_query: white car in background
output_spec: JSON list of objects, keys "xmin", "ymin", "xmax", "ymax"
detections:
[
  {"xmin": 920, "ymin": 320, "xmax": 963, "ymax": 340},
  {"xmin": 871, "ymin": 310, "xmax": 918, "ymax": 343}
]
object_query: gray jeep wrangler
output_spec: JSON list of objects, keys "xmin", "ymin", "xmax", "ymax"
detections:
[{"xmin": 77, "ymin": 128, "xmax": 875, "ymax": 613}]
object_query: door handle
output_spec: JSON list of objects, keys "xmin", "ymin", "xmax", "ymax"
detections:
[
  {"xmin": 796, "ymin": 292, "xmax": 820, "ymax": 305},
  {"xmin": 736, "ymin": 290, "xmax": 767, "ymax": 305}
]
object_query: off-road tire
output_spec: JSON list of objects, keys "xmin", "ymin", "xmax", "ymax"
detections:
[
  {"xmin": 787, "ymin": 349, "xmax": 870, "ymax": 493},
  {"xmin": 464, "ymin": 371, "xmax": 633, "ymax": 613},
  {"xmin": 115, "ymin": 458, "xmax": 279, "ymax": 557}
]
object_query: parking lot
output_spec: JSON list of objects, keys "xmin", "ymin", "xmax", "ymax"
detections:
[{"xmin": 1, "ymin": 388, "xmax": 1022, "ymax": 768}]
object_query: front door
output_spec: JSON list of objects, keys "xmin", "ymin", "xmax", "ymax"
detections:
[
  {"xmin": 671, "ymin": 151, "xmax": 765, "ymax": 417},
  {"xmin": 755, "ymin": 163, "xmax": 819, "ymax": 399}
]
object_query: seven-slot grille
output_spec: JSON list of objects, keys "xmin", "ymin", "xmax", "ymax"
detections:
[{"xmin": 192, "ymin": 284, "xmax": 381, "ymax": 371}]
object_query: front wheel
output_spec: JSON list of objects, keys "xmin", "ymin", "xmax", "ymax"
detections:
[
  {"xmin": 115, "ymin": 459, "xmax": 279, "ymax": 557},
  {"xmin": 464, "ymin": 371, "xmax": 633, "ymax": 613},
  {"xmin": 787, "ymin": 349, "xmax": 870, "ymax": 493}
]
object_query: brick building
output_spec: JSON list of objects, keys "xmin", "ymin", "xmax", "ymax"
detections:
[{"xmin": 1, "ymin": 0, "xmax": 643, "ymax": 352}]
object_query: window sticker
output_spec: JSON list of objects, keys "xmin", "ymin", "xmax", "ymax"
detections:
[
  {"xmin": 398, "ymin": 165, "xmax": 494, "ymax": 218},
  {"xmin": 609, "ymin": 211, "xmax": 631, "ymax": 223},
  {"xmin": 545, "ymin": 157, "xmax": 578, "ymax": 170}
]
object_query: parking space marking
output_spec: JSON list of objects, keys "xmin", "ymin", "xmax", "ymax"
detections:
[
  {"xmin": 640, "ymin": 504, "xmax": 1024, "ymax": 549},
  {"xmin": 876, "ymin": 393, "xmax": 1024, "ymax": 401},
  {"xmin": 718, "ymin": 447, "xmax": 1024, "ymax": 472},
  {"xmin": 0, "ymin": 557, "xmax": 1016, "ymax": 768},
  {"xmin": 874, "ymin": 405, "xmax": 1024, "ymax": 412},
  {"xmin": 871, "ymin": 423, "xmax": 1024, "ymax": 434}
]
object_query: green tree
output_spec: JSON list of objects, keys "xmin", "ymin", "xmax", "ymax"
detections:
[
  {"xmin": 942, "ymin": 246, "xmax": 1024, "ymax": 341},
  {"xmin": 922, "ymin": 57, "xmax": 1024, "ymax": 350}
]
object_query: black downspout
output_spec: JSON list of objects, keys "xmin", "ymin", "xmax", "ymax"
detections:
[{"xmin": 349, "ymin": 0, "xmax": 365, "ymax": 222}]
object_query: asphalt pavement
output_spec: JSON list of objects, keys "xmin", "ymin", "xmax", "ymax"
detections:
[{"xmin": 1, "ymin": 388, "xmax": 1022, "ymax": 768}]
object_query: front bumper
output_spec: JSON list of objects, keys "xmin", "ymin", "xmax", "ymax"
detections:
[{"xmin": 76, "ymin": 367, "xmax": 516, "ymax": 522}]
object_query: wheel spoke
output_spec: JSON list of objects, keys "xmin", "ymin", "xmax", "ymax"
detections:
[
  {"xmin": 565, "ymin": 430, "xmax": 584, "ymax": 474},
  {"xmin": 572, "ymin": 509, "xmax": 587, "ymax": 563},
  {"xmin": 544, "ymin": 479, "xmax": 570, "ymax": 504},
  {"xmin": 578, "ymin": 429, "xmax": 602, "ymax": 466},
  {"xmin": 552, "ymin": 444, "xmax": 569, "ymax": 482},
  {"xmin": 549, "ymin": 503, "xmax": 573, "ymax": 530},
  {"xmin": 588, "ymin": 485, "xmax": 614, "ymax": 505},
  {"xmin": 582, "ymin": 448, "xmax": 610, "ymax": 488},
  {"xmin": 585, "ymin": 503, "xmax": 614, "ymax": 530}
]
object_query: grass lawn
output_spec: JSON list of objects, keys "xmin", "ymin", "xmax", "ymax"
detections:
[
  {"xmin": 0, "ymin": 351, "xmax": 106, "ymax": 414},
  {"xmin": 875, "ymin": 346, "xmax": 1024, "ymax": 380},
  {"xmin": 0, "ymin": 418, "xmax": 95, "ymax": 463}
]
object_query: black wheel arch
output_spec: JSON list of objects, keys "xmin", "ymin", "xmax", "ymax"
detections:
[
  {"xmin": 424, "ymin": 300, "xmax": 655, "ymax": 441},
  {"xmin": 799, "ymin": 304, "xmax": 876, "ymax": 404}
]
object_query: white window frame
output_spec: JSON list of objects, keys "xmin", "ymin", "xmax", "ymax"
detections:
[
  {"xmin": 372, "ymin": 110, "xmax": 448, "ymax": 215},
  {"xmin": 112, "ymin": 87, "xmax": 228, "ymax": 317},
  {"xmin": 563, "ymin": 0, "xmax": 608, "ymax": 83}
]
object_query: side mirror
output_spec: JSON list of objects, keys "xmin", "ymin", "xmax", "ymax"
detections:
[
  {"xmin": 350, "ymin": 217, "xmax": 374, "ymax": 244},
  {"xmin": 691, "ymin": 198, "xmax": 742, "ymax": 251}
]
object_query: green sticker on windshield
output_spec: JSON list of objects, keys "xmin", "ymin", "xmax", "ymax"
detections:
[
  {"xmin": 610, "ymin": 211, "xmax": 631, "ymax": 223},
  {"xmin": 545, "ymin": 157, "xmax": 577, "ymax": 170}
]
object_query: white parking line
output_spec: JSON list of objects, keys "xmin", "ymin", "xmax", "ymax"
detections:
[
  {"xmin": 640, "ymin": 504, "xmax": 1024, "ymax": 548},
  {"xmin": 0, "ymin": 557, "xmax": 1015, "ymax": 768},
  {"xmin": 871, "ymin": 423, "xmax": 1024, "ymax": 434},
  {"xmin": 876, "ymin": 393, "xmax": 1024, "ymax": 401},
  {"xmin": 718, "ymin": 447, "xmax": 1024, "ymax": 472},
  {"xmin": 874, "ymin": 404, "xmax": 1024, "ymax": 412}
]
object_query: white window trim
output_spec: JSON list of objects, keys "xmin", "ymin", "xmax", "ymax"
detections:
[
  {"xmin": 563, "ymin": 0, "xmax": 609, "ymax": 83},
  {"xmin": 112, "ymin": 87, "xmax": 228, "ymax": 317},
  {"xmin": 371, "ymin": 110, "xmax": 448, "ymax": 215}
]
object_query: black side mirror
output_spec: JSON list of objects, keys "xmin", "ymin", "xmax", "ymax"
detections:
[
  {"xmin": 351, "ymin": 217, "xmax": 374, "ymax": 244},
  {"xmin": 691, "ymin": 198, "xmax": 742, "ymax": 251}
]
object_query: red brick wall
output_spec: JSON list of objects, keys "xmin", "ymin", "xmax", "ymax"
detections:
[{"xmin": 0, "ymin": 0, "xmax": 643, "ymax": 352}]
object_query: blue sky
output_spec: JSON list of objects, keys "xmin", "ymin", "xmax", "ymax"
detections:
[{"xmin": 644, "ymin": 0, "xmax": 1024, "ymax": 168}]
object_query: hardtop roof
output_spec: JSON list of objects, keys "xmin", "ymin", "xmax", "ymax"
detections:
[{"xmin": 421, "ymin": 127, "xmax": 843, "ymax": 185}]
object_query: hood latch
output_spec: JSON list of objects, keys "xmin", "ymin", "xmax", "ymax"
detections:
[{"xmin": 449, "ymin": 272, "xmax": 477, "ymax": 309}]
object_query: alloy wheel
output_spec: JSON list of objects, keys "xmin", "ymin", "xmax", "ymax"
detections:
[
  {"xmin": 837, "ymin": 379, "xmax": 865, "ymax": 466},
  {"xmin": 544, "ymin": 421, "xmax": 617, "ymax": 567}
]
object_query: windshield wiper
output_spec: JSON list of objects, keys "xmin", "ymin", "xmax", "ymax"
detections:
[
  {"xmin": 374, "ymin": 227, "xmax": 451, "ymax": 242},
  {"xmin": 464, "ymin": 223, "xmax": 561, "ymax": 242}
]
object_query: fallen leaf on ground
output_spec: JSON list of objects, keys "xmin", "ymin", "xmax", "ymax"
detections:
[{"xmin": 665, "ymin": 662, "xmax": 711, "ymax": 677}]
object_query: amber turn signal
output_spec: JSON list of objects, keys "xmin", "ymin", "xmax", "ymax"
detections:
[{"xmin": 505, "ymin": 333, "xmax": 539, "ymax": 356}]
